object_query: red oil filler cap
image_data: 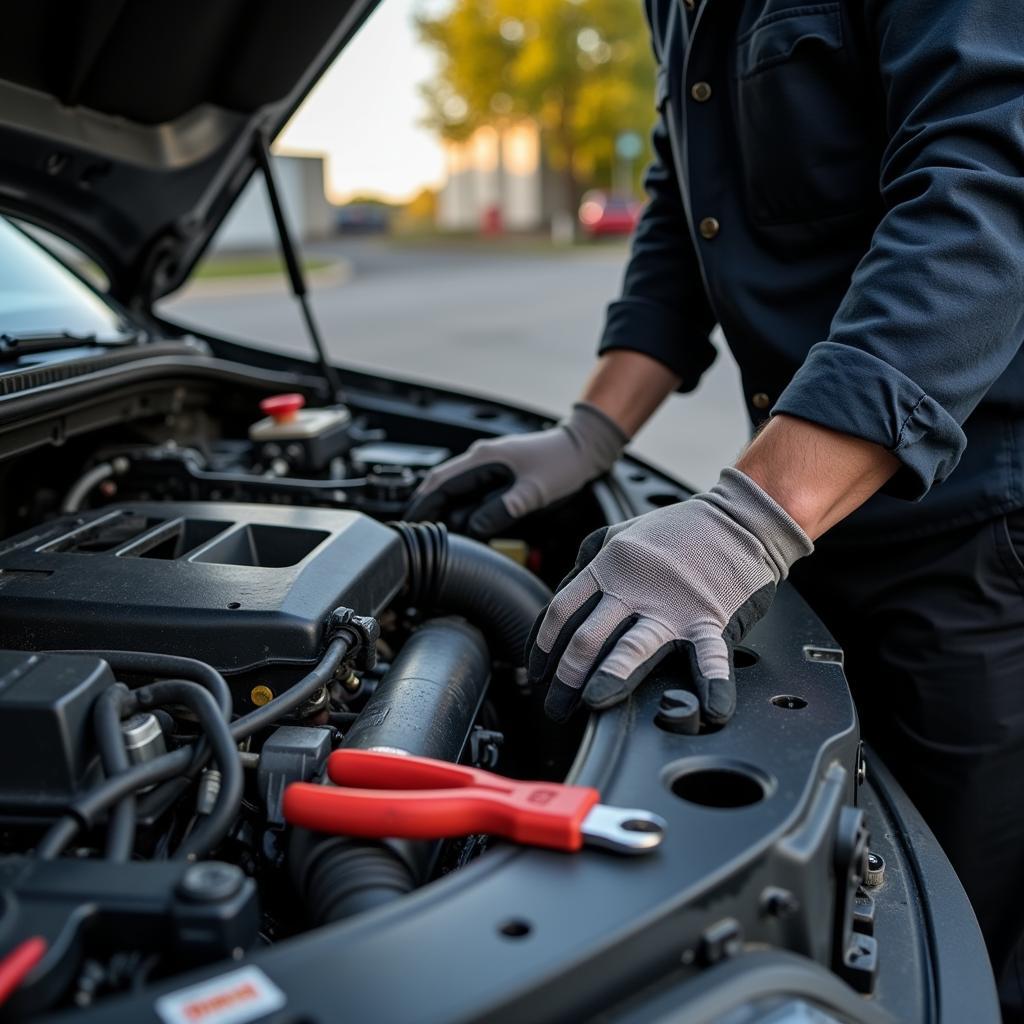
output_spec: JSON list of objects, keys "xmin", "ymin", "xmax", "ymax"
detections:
[{"xmin": 260, "ymin": 393, "xmax": 305, "ymax": 425}]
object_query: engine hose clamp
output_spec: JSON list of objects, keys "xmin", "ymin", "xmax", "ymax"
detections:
[{"xmin": 328, "ymin": 608, "xmax": 381, "ymax": 671}]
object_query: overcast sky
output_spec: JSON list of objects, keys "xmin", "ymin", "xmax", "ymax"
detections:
[{"xmin": 278, "ymin": 0, "xmax": 448, "ymax": 204}]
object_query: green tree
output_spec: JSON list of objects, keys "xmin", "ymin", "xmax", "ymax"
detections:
[{"xmin": 417, "ymin": 0, "xmax": 656, "ymax": 213}]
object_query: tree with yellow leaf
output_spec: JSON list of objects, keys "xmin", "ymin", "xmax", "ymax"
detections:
[{"xmin": 417, "ymin": 0, "xmax": 656, "ymax": 215}]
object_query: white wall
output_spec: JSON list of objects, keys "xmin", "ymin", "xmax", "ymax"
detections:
[
  {"xmin": 214, "ymin": 155, "xmax": 332, "ymax": 252},
  {"xmin": 437, "ymin": 123, "xmax": 545, "ymax": 232}
]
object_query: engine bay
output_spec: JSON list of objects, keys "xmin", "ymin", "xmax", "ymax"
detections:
[
  {"xmin": 0, "ymin": 377, "xmax": 607, "ymax": 1015},
  {"xmin": 0, "ymin": 360, "xmax": 991, "ymax": 1023}
]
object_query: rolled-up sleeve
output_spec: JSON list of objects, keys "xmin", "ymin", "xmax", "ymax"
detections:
[
  {"xmin": 772, "ymin": 0, "xmax": 1024, "ymax": 499},
  {"xmin": 598, "ymin": 10, "xmax": 718, "ymax": 392}
]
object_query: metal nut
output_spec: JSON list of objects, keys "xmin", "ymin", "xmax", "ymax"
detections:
[{"xmin": 864, "ymin": 851, "xmax": 885, "ymax": 887}]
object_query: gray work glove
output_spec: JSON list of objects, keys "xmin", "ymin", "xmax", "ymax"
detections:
[
  {"xmin": 528, "ymin": 468, "xmax": 813, "ymax": 724},
  {"xmin": 406, "ymin": 402, "xmax": 628, "ymax": 538}
]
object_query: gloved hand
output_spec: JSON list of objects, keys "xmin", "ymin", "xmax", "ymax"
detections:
[
  {"xmin": 406, "ymin": 402, "xmax": 628, "ymax": 538},
  {"xmin": 528, "ymin": 468, "xmax": 813, "ymax": 724}
]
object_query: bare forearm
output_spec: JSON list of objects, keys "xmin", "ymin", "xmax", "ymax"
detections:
[
  {"xmin": 580, "ymin": 350, "xmax": 681, "ymax": 437},
  {"xmin": 736, "ymin": 414, "xmax": 900, "ymax": 540}
]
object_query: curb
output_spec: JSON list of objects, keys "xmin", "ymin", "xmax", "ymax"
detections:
[{"xmin": 176, "ymin": 260, "xmax": 353, "ymax": 300}]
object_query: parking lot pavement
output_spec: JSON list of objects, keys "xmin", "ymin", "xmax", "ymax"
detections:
[{"xmin": 161, "ymin": 238, "xmax": 749, "ymax": 489}]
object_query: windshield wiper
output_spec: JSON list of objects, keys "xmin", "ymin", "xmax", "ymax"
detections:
[{"xmin": 0, "ymin": 330, "xmax": 141, "ymax": 361}]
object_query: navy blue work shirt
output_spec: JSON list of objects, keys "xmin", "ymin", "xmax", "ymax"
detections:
[{"xmin": 599, "ymin": 0, "xmax": 1024, "ymax": 540}]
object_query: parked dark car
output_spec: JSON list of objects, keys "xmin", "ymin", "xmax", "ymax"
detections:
[
  {"xmin": 0, "ymin": 2, "xmax": 997, "ymax": 1022},
  {"xmin": 335, "ymin": 201, "xmax": 391, "ymax": 235}
]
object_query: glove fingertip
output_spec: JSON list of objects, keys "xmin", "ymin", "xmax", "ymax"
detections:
[
  {"xmin": 405, "ymin": 497, "xmax": 438, "ymax": 522},
  {"xmin": 582, "ymin": 671, "xmax": 630, "ymax": 710},
  {"xmin": 543, "ymin": 681, "xmax": 581, "ymax": 723},
  {"xmin": 467, "ymin": 495, "xmax": 516, "ymax": 539},
  {"xmin": 526, "ymin": 635, "xmax": 551, "ymax": 689},
  {"xmin": 699, "ymin": 676, "xmax": 737, "ymax": 726}
]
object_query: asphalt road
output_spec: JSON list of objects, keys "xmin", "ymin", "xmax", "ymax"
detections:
[{"xmin": 161, "ymin": 238, "xmax": 749, "ymax": 490}]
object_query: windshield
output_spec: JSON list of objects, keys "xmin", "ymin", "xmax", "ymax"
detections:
[{"xmin": 0, "ymin": 218, "xmax": 131, "ymax": 340}]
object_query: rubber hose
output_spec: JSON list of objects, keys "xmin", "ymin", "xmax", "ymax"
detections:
[
  {"xmin": 37, "ymin": 681, "xmax": 241, "ymax": 861},
  {"xmin": 56, "ymin": 650, "xmax": 233, "ymax": 829},
  {"xmin": 138, "ymin": 634, "xmax": 354, "ymax": 827},
  {"xmin": 60, "ymin": 457, "xmax": 128, "ymax": 515},
  {"xmin": 37, "ymin": 746, "xmax": 192, "ymax": 859},
  {"xmin": 130, "ymin": 680, "xmax": 244, "ymax": 861},
  {"xmin": 292, "ymin": 618, "xmax": 490, "ymax": 925},
  {"xmin": 230, "ymin": 634, "xmax": 352, "ymax": 740},
  {"xmin": 51, "ymin": 650, "xmax": 232, "ymax": 720},
  {"xmin": 342, "ymin": 617, "xmax": 489, "ymax": 759},
  {"xmin": 93, "ymin": 684, "xmax": 137, "ymax": 861},
  {"xmin": 302, "ymin": 839, "xmax": 416, "ymax": 926},
  {"xmin": 394, "ymin": 522, "xmax": 551, "ymax": 664}
]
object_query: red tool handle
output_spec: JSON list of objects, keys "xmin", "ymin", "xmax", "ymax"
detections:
[
  {"xmin": 282, "ymin": 750, "xmax": 601, "ymax": 852},
  {"xmin": 327, "ymin": 750, "xmax": 514, "ymax": 791},
  {"xmin": 0, "ymin": 937, "xmax": 46, "ymax": 1006}
]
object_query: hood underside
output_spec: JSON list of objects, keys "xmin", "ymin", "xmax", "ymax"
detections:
[{"xmin": 0, "ymin": 0, "xmax": 374, "ymax": 306}]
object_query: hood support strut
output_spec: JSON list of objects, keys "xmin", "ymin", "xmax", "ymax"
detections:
[{"xmin": 254, "ymin": 132, "xmax": 344, "ymax": 403}]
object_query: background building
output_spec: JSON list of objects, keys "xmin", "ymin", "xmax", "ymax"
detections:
[
  {"xmin": 214, "ymin": 154, "xmax": 335, "ymax": 251},
  {"xmin": 437, "ymin": 122, "xmax": 564, "ymax": 233}
]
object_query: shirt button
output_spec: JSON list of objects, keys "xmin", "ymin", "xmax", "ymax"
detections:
[
  {"xmin": 690, "ymin": 81, "xmax": 712, "ymax": 102},
  {"xmin": 751, "ymin": 392, "xmax": 772, "ymax": 411},
  {"xmin": 698, "ymin": 217, "xmax": 720, "ymax": 240}
]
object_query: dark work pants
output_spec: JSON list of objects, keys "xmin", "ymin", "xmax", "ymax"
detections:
[{"xmin": 790, "ymin": 510, "xmax": 1024, "ymax": 1009}]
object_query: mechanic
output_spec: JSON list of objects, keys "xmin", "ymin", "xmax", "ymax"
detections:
[{"xmin": 409, "ymin": 0, "xmax": 1024, "ymax": 1009}]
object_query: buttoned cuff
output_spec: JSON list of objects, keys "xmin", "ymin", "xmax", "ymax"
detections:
[
  {"xmin": 772, "ymin": 342, "xmax": 966, "ymax": 500},
  {"xmin": 598, "ymin": 298, "xmax": 717, "ymax": 393}
]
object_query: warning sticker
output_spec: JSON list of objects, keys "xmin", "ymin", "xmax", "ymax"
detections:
[{"xmin": 155, "ymin": 966, "xmax": 286, "ymax": 1024}]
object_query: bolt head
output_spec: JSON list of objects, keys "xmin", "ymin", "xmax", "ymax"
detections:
[
  {"xmin": 660, "ymin": 689, "xmax": 699, "ymax": 712},
  {"xmin": 250, "ymin": 684, "xmax": 274, "ymax": 707},
  {"xmin": 178, "ymin": 861, "xmax": 244, "ymax": 903},
  {"xmin": 864, "ymin": 851, "xmax": 886, "ymax": 887}
]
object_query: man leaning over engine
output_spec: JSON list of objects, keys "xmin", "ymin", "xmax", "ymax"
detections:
[{"xmin": 410, "ymin": 0, "xmax": 1024, "ymax": 1011}]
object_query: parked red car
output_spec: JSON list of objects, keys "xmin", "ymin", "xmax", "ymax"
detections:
[{"xmin": 578, "ymin": 190, "xmax": 641, "ymax": 237}]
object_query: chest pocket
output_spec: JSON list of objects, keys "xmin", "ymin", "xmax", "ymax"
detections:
[{"xmin": 732, "ymin": 3, "xmax": 878, "ymax": 226}]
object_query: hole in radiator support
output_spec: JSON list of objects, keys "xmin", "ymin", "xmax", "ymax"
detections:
[
  {"xmin": 499, "ymin": 919, "xmax": 532, "ymax": 939},
  {"xmin": 733, "ymin": 646, "xmax": 759, "ymax": 668},
  {"xmin": 803, "ymin": 645, "xmax": 844, "ymax": 665},
  {"xmin": 771, "ymin": 694, "xmax": 807, "ymax": 710},
  {"xmin": 665, "ymin": 758, "xmax": 773, "ymax": 809}
]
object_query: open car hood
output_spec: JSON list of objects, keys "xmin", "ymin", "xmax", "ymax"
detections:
[{"xmin": 0, "ymin": 0, "xmax": 375, "ymax": 306}]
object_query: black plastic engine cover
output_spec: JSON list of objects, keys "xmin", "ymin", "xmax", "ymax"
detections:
[
  {"xmin": 0, "ymin": 652, "xmax": 112, "ymax": 815},
  {"xmin": 0, "ymin": 503, "xmax": 405, "ymax": 673}
]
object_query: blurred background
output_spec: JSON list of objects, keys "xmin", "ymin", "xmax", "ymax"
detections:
[{"xmin": 161, "ymin": 0, "xmax": 747, "ymax": 489}]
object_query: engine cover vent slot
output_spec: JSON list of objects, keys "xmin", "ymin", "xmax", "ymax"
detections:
[
  {"xmin": 39, "ymin": 511, "xmax": 163, "ymax": 554},
  {"xmin": 190, "ymin": 524, "xmax": 328, "ymax": 568}
]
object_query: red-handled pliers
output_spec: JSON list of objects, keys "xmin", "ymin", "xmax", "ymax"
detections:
[
  {"xmin": 0, "ymin": 936, "xmax": 46, "ymax": 1007},
  {"xmin": 282, "ymin": 749, "xmax": 665, "ymax": 855}
]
